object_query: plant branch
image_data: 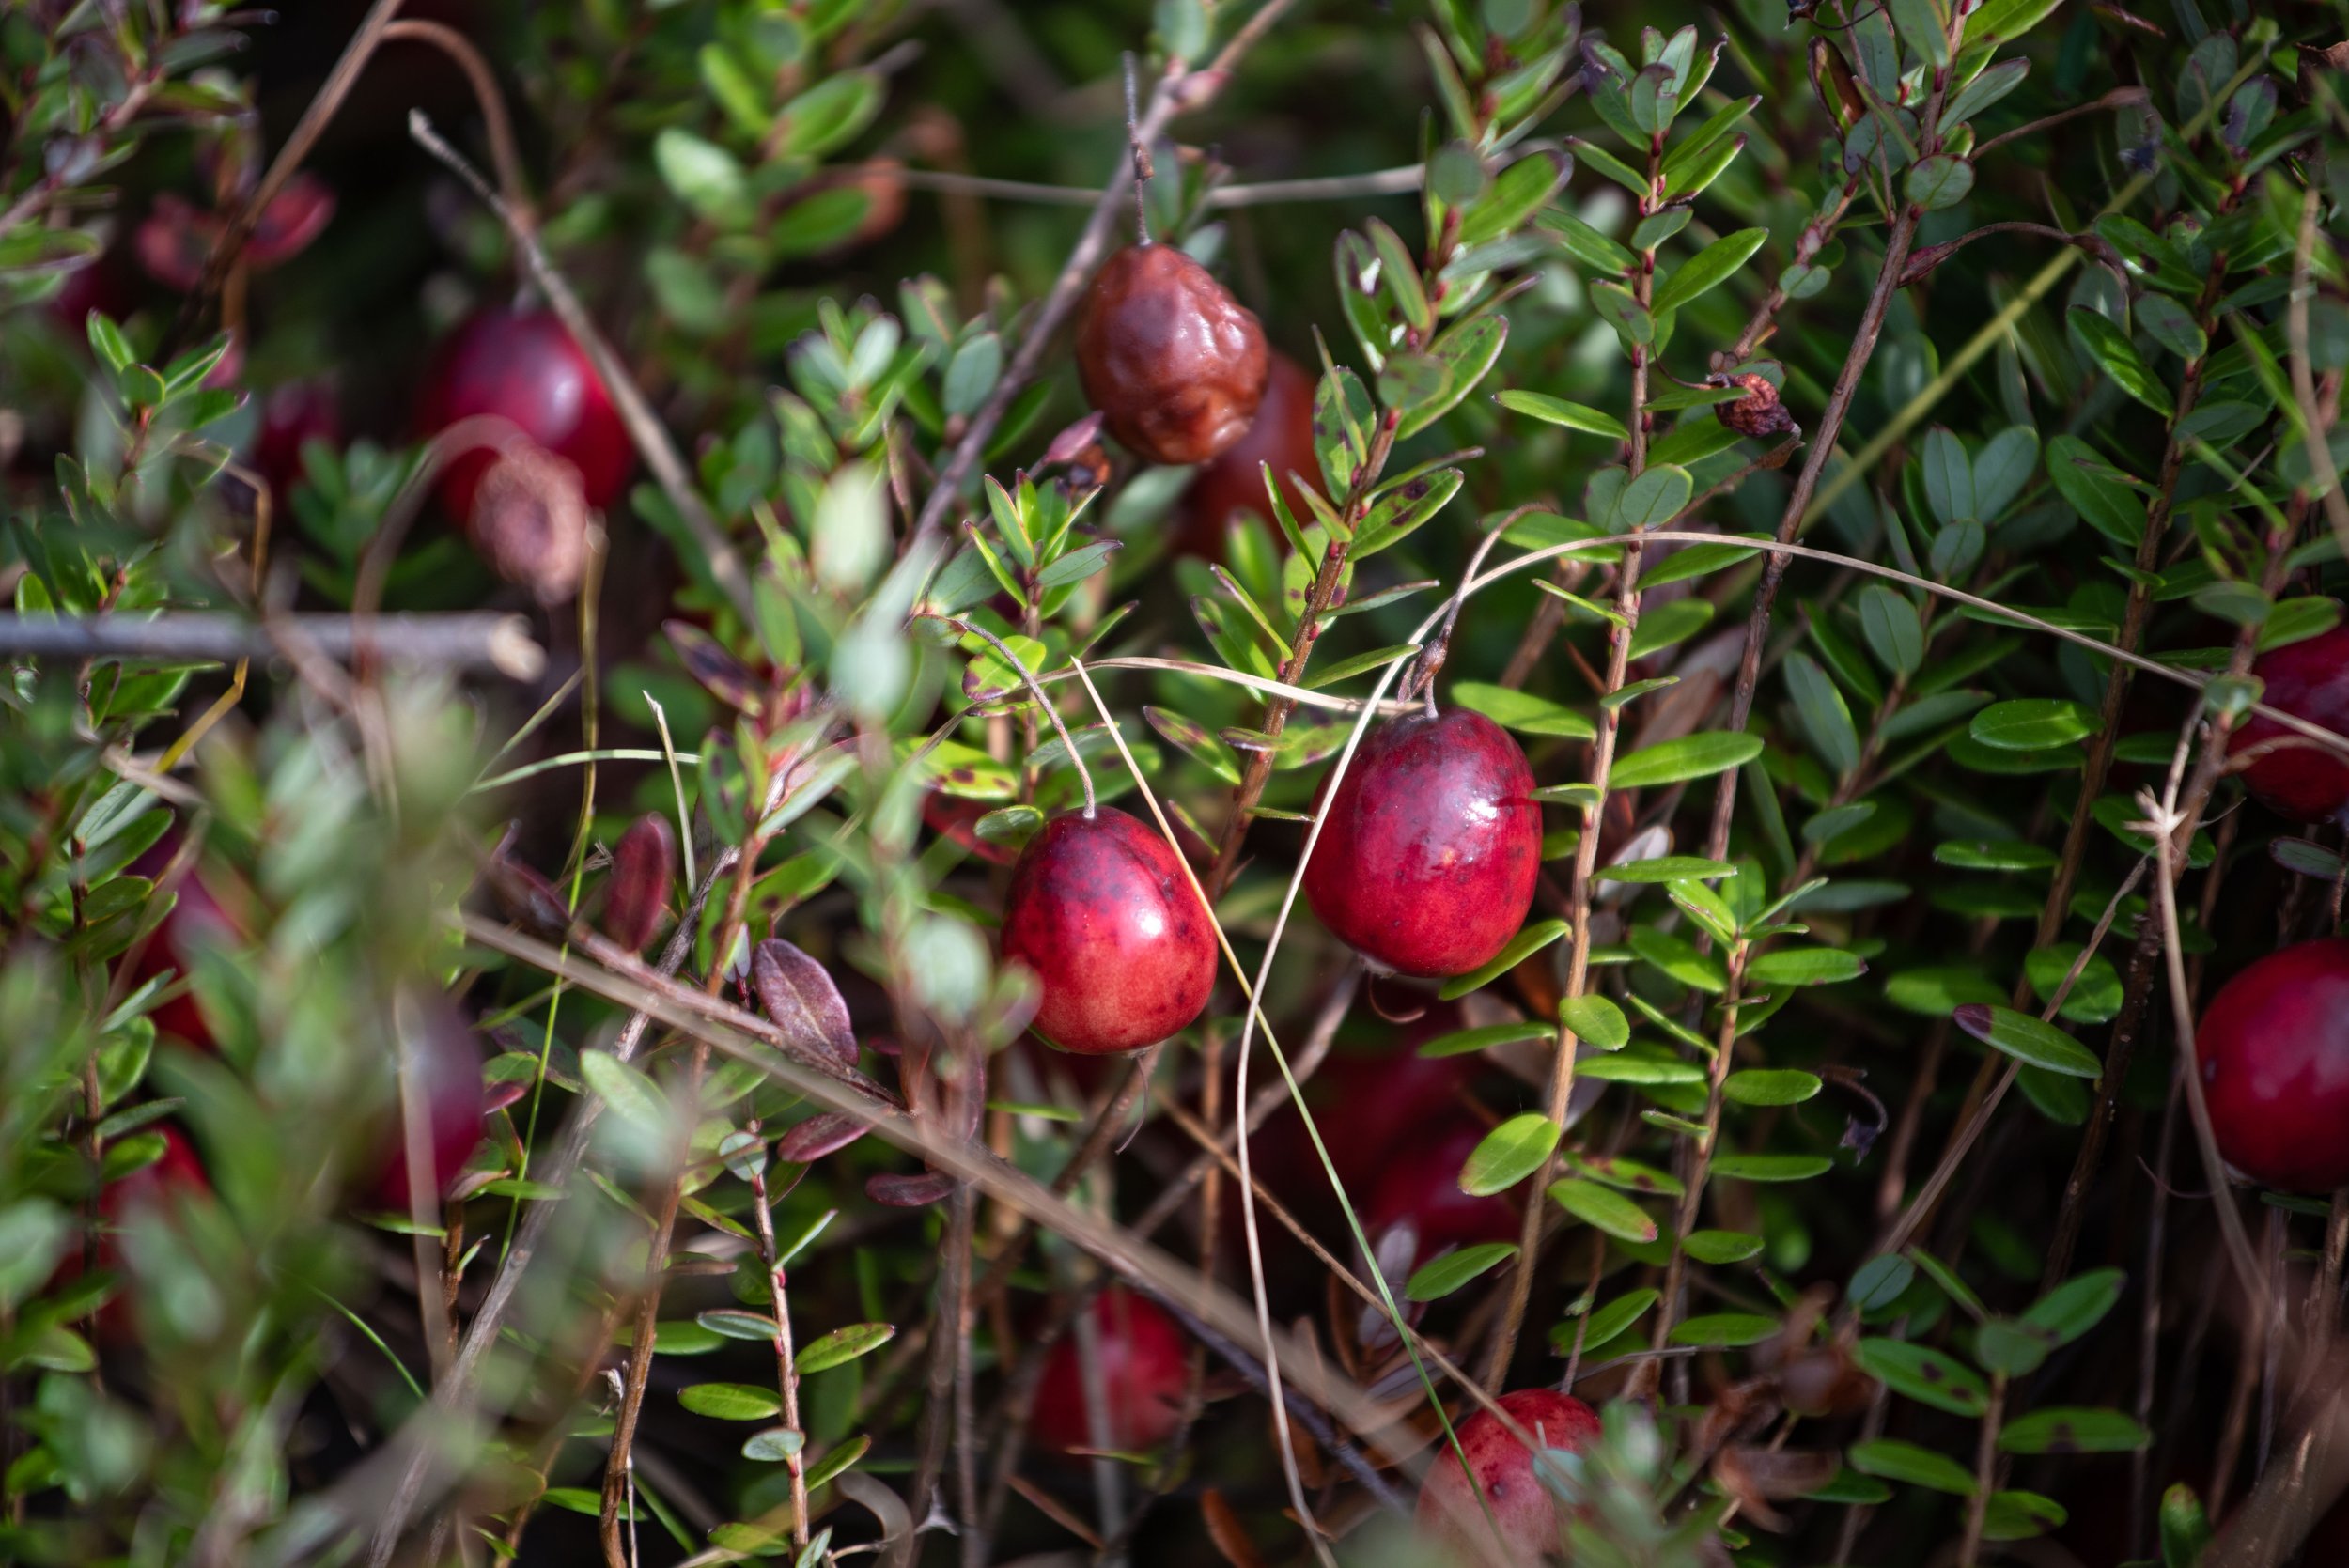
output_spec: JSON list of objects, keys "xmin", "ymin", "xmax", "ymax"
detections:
[{"xmin": 0, "ymin": 611, "xmax": 545, "ymax": 680}]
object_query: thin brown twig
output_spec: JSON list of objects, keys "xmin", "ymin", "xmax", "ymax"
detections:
[{"xmin": 0, "ymin": 611, "xmax": 544, "ymax": 679}]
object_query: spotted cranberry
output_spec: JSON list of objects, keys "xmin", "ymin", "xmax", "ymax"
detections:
[
  {"xmin": 2230, "ymin": 622, "xmax": 2349, "ymax": 822},
  {"xmin": 1416, "ymin": 1388, "xmax": 1600, "ymax": 1562},
  {"xmin": 1303, "ymin": 708, "xmax": 1542, "ymax": 978},
  {"xmin": 1178, "ymin": 350, "xmax": 1324, "ymax": 558},
  {"xmin": 2197, "ymin": 937, "xmax": 2349, "ymax": 1192},
  {"xmin": 1031, "ymin": 1287, "xmax": 1190, "ymax": 1455},
  {"xmin": 1000, "ymin": 807, "xmax": 1217, "ymax": 1056},
  {"xmin": 414, "ymin": 308, "xmax": 631, "ymax": 522},
  {"xmin": 1075, "ymin": 243, "xmax": 1267, "ymax": 467}
]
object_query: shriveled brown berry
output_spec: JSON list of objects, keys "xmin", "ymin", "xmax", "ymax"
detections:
[
  {"xmin": 1075, "ymin": 243, "xmax": 1268, "ymax": 467},
  {"xmin": 602, "ymin": 813, "xmax": 677, "ymax": 952},
  {"xmin": 1719, "ymin": 372, "xmax": 1799, "ymax": 440},
  {"xmin": 467, "ymin": 442, "xmax": 590, "ymax": 606}
]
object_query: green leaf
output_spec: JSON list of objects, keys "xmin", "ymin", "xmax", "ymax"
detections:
[
  {"xmin": 1849, "ymin": 1438, "xmax": 1978, "ymax": 1495},
  {"xmin": 1651, "ymin": 228, "xmax": 1767, "ymax": 317},
  {"xmin": 1452, "ymin": 681, "xmax": 1596, "ymax": 738},
  {"xmin": 680, "ymin": 1383, "xmax": 784, "ymax": 1421},
  {"xmin": 1559, "ymin": 993, "xmax": 1629, "ymax": 1049},
  {"xmin": 1905, "ymin": 155, "xmax": 1976, "ymax": 210},
  {"xmin": 1559, "ymin": 1288, "xmax": 1659, "ymax": 1353},
  {"xmin": 1684, "ymin": 1229, "xmax": 1765, "ymax": 1264},
  {"xmin": 1628, "ymin": 598, "xmax": 1715, "ymax": 658},
  {"xmin": 1143, "ymin": 707, "xmax": 1241, "ymax": 785},
  {"xmin": 2260, "ymin": 596, "xmax": 2343, "ymax": 651},
  {"xmin": 1786, "ymin": 653, "xmax": 1862, "ymax": 775},
  {"xmin": 1439, "ymin": 917, "xmax": 1571, "ymax": 1000},
  {"xmin": 1953, "ymin": 1004, "xmax": 2102, "ymax": 1078},
  {"xmin": 1998, "ymin": 1408, "xmax": 2150, "ymax": 1454},
  {"xmin": 743, "ymin": 1426, "xmax": 807, "ymax": 1463},
  {"xmin": 1548, "ymin": 1177, "xmax": 1659, "ymax": 1242},
  {"xmin": 1617, "ymin": 464, "xmax": 1694, "ymax": 528},
  {"xmin": 582, "ymin": 1050, "xmax": 670, "ymax": 1131},
  {"xmin": 2161, "ymin": 1483, "xmax": 2214, "ymax": 1568},
  {"xmin": 1417, "ymin": 1020, "xmax": 1554, "ymax": 1059},
  {"xmin": 654, "ymin": 129, "xmax": 750, "ymax": 225},
  {"xmin": 1974, "ymin": 1318, "xmax": 2056, "ymax": 1376},
  {"xmin": 795, "ymin": 1324, "xmax": 895, "ymax": 1377},
  {"xmin": 1610, "ymin": 732, "xmax": 1765, "ymax": 788},
  {"xmin": 1460, "ymin": 1113, "xmax": 1561, "ymax": 1194},
  {"xmin": 1969, "ymin": 698, "xmax": 2100, "ymax": 750},
  {"xmin": 1983, "ymin": 1490, "xmax": 2068, "ymax": 1542},
  {"xmin": 1963, "ymin": 0, "xmax": 2063, "ymax": 46},
  {"xmin": 1856, "ymin": 1340, "xmax": 1989, "ymax": 1416},
  {"xmin": 2045, "ymin": 436, "xmax": 2147, "ymax": 545},
  {"xmin": 1887, "ymin": 0, "xmax": 1951, "ymax": 67},
  {"xmin": 1496, "ymin": 389, "xmax": 1629, "ymax": 442},
  {"xmin": 1709, "ymin": 1152, "xmax": 1832, "ymax": 1181},
  {"xmin": 1746, "ymin": 947, "xmax": 1867, "ymax": 987},
  {"xmin": 1406, "ymin": 1242, "xmax": 1520, "ymax": 1301},
  {"xmin": 1354, "ymin": 466, "xmax": 1463, "ymax": 558},
  {"xmin": 1859, "ymin": 585, "xmax": 1925, "ymax": 675},
  {"xmin": 1567, "ymin": 1154, "xmax": 1684, "ymax": 1196},
  {"xmin": 1722, "ymin": 1068, "xmax": 1824, "ymax": 1105},
  {"xmin": 1850, "ymin": 1254, "xmax": 1918, "ymax": 1312},
  {"xmin": 1626, "ymin": 925, "xmax": 1727, "ymax": 992},
  {"xmin": 1887, "ymin": 966, "xmax": 2005, "ymax": 1014},
  {"xmin": 2021, "ymin": 1267, "xmax": 2125, "ymax": 1346},
  {"xmin": 2069, "ymin": 308, "xmax": 2172, "ymax": 416},
  {"xmin": 1400, "ymin": 314, "xmax": 1509, "ymax": 440},
  {"xmin": 1669, "ymin": 1312, "xmax": 1780, "ymax": 1347},
  {"xmin": 1595, "ymin": 856, "xmax": 1735, "ymax": 883}
]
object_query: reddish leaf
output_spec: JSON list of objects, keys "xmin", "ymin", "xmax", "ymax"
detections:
[
  {"xmin": 865, "ymin": 1171, "xmax": 956, "ymax": 1207},
  {"xmin": 752, "ymin": 939, "xmax": 857, "ymax": 1065},
  {"xmin": 775, "ymin": 1111, "xmax": 866, "ymax": 1163},
  {"xmin": 248, "ymin": 174, "xmax": 336, "ymax": 267},
  {"xmin": 602, "ymin": 813, "xmax": 677, "ymax": 951}
]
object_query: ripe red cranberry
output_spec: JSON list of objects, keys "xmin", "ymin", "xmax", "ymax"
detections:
[
  {"xmin": 1368, "ymin": 1120, "xmax": 1523, "ymax": 1265},
  {"xmin": 56, "ymin": 1125, "xmax": 210, "ymax": 1340},
  {"xmin": 2196, "ymin": 937, "xmax": 2349, "ymax": 1192},
  {"xmin": 1302, "ymin": 709, "xmax": 1542, "ymax": 979},
  {"xmin": 1177, "ymin": 350, "xmax": 1323, "ymax": 558},
  {"xmin": 1031, "ymin": 1287, "xmax": 1190, "ymax": 1455},
  {"xmin": 1000, "ymin": 807, "xmax": 1218, "ymax": 1056},
  {"xmin": 2231, "ymin": 623, "xmax": 2349, "ymax": 822},
  {"xmin": 125, "ymin": 840, "xmax": 240, "ymax": 1051},
  {"xmin": 369, "ymin": 1004, "xmax": 489, "ymax": 1210},
  {"xmin": 414, "ymin": 308, "xmax": 632, "ymax": 522},
  {"xmin": 1074, "ymin": 243, "xmax": 1268, "ymax": 467},
  {"xmin": 1416, "ymin": 1388, "xmax": 1600, "ymax": 1562},
  {"xmin": 252, "ymin": 379, "xmax": 342, "ymax": 499}
]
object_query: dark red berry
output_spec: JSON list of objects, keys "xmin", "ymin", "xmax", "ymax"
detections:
[
  {"xmin": 125, "ymin": 839, "xmax": 241, "ymax": 1052},
  {"xmin": 1303, "ymin": 709, "xmax": 1542, "ymax": 979},
  {"xmin": 2230, "ymin": 623, "xmax": 2349, "ymax": 823},
  {"xmin": 602, "ymin": 813, "xmax": 677, "ymax": 952},
  {"xmin": 1075, "ymin": 244, "xmax": 1268, "ymax": 467},
  {"xmin": 1178, "ymin": 350, "xmax": 1324, "ymax": 558},
  {"xmin": 1000, "ymin": 807, "xmax": 1217, "ymax": 1056},
  {"xmin": 1367, "ymin": 1120, "xmax": 1523, "ymax": 1267},
  {"xmin": 369, "ymin": 1003, "xmax": 488, "ymax": 1210},
  {"xmin": 1031, "ymin": 1288, "xmax": 1190, "ymax": 1455},
  {"xmin": 1416, "ymin": 1388, "xmax": 1600, "ymax": 1561},
  {"xmin": 415, "ymin": 309, "xmax": 631, "ymax": 522},
  {"xmin": 253, "ymin": 379, "xmax": 342, "ymax": 499},
  {"xmin": 2196, "ymin": 937, "xmax": 2349, "ymax": 1193}
]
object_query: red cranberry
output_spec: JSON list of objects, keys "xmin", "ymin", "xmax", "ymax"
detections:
[
  {"xmin": 1303, "ymin": 709, "xmax": 1542, "ymax": 979},
  {"xmin": 253, "ymin": 379, "xmax": 342, "ymax": 499},
  {"xmin": 1000, "ymin": 807, "xmax": 1218, "ymax": 1056},
  {"xmin": 1031, "ymin": 1288, "xmax": 1190, "ymax": 1455},
  {"xmin": 56, "ymin": 1125, "xmax": 210, "ymax": 1340},
  {"xmin": 2231, "ymin": 624, "xmax": 2349, "ymax": 822},
  {"xmin": 1416, "ymin": 1388, "xmax": 1600, "ymax": 1561},
  {"xmin": 125, "ymin": 842, "xmax": 240, "ymax": 1052},
  {"xmin": 369, "ymin": 1004, "xmax": 489, "ymax": 1209},
  {"xmin": 1074, "ymin": 244, "xmax": 1268, "ymax": 467},
  {"xmin": 1177, "ymin": 350, "xmax": 1324, "ymax": 558},
  {"xmin": 2196, "ymin": 937, "xmax": 2349, "ymax": 1192},
  {"xmin": 414, "ymin": 309, "xmax": 632, "ymax": 522}
]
